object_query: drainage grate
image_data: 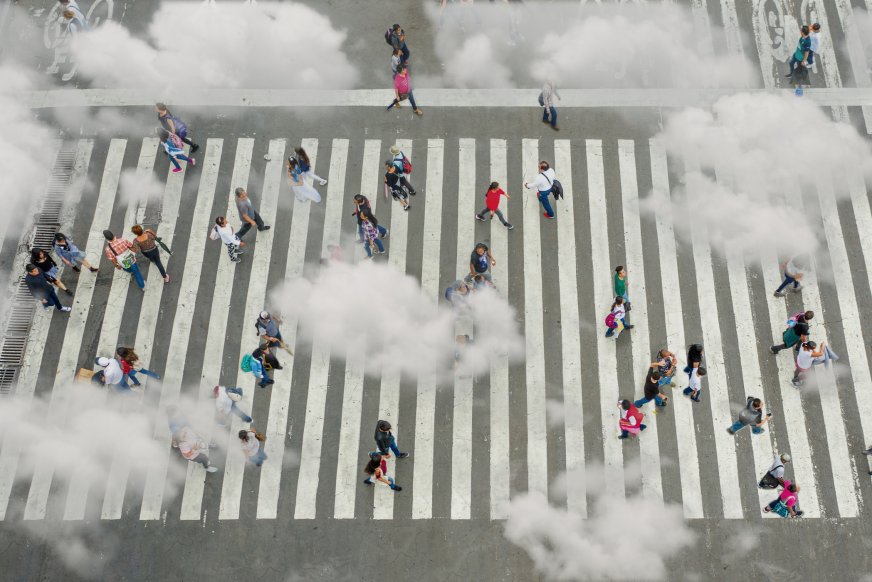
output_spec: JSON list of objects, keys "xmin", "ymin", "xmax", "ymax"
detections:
[{"xmin": 0, "ymin": 144, "xmax": 77, "ymax": 395}]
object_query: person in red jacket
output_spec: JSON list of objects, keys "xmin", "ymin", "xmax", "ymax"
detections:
[
  {"xmin": 618, "ymin": 399, "xmax": 647, "ymax": 439},
  {"xmin": 475, "ymin": 181, "xmax": 513, "ymax": 229}
]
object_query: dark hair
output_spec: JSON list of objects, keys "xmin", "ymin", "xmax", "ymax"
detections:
[
  {"xmin": 489, "ymin": 182, "xmax": 499, "ymax": 190},
  {"xmin": 615, "ymin": 265, "xmax": 624, "ymax": 273},
  {"xmin": 696, "ymin": 367, "xmax": 707, "ymax": 377},
  {"xmin": 610, "ymin": 296, "xmax": 625, "ymax": 310},
  {"xmin": 649, "ymin": 370, "xmax": 661, "ymax": 381},
  {"xmin": 116, "ymin": 346, "xmax": 139, "ymax": 364},
  {"xmin": 215, "ymin": 216, "xmax": 225, "ymax": 225},
  {"xmin": 360, "ymin": 209, "xmax": 379, "ymax": 227},
  {"xmin": 539, "ymin": 160, "xmax": 550, "ymax": 170},
  {"xmin": 392, "ymin": 24, "xmax": 400, "ymax": 31},
  {"xmin": 103, "ymin": 230, "xmax": 114, "ymax": 240},
  {"xmin": 364, "ymin": 459, "xmax": 380, "ymax": 475},
  {"xmin": 25, "ymin": 263, "xmax": 37, "ymax": 273},
  {"xmin": 396, "ymin": 65, "xmax": 406, "ymax": 74},
  {"xmin": 620, "ymin": 400, "xmax": 631, "ymax": 410},
  {"xmin": 295, "ymin": 147, "xmax": 310, "ymax": 167},
  {"xmin": 751, "ymin": 398, "xmax": 762, "ymax": 408},
  {"xmin": 30, "ymin": 248, "xmax": 46, "ymax": 260},
  {"xmin": 159, "ymin": 129, "xmax": 170, "ymax": 141},
  {"xmin": 235, "ymin": 187, "xmax": 245, "ymax": 197},
  {"xmin": 353, "ymin": 194, "xmax": 368, "ymax": 205},
  {"xmin": 238, "ymin": 429, "xmax": 250, "ymax": 441},
  {"xmin": 54, "ymin": 232, "xmax": 67, "ymax": 243},
  {"xmin": 788, "ymin": 483, "xmax": 797, "ymax": 492},
  {"xmin": 131, "ymin": 224, "xmax": 144, "ymax": 236},
  {"xmin": 801, "ymin": 25, "xmax": 809, "ymax": 34},
  {"xmin": 803, "ymin": 341, "xmax": 817, "ymax": 350},
  {"xmin": 803, "ymin": 310, "xmax": 814, "ymax": 321},
  {"xmin": 287, "ymin": 157, "xmax": 298, "ymax": 172},
  {"xmin": 377, "ymin": 420, "xmax": 391, "ymax": 432},
  {"xmin": 155, "ymin": 102, "xmax": 167, "ymax": 111},
  {"xmin": 658, "ymin": 349, "xmax": 669, "ymax": 359}
]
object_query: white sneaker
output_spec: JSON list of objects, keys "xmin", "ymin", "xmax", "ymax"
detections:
[
  {"xmin": 60, "ymin": 306, "xmax": 72, "ymax": 312},
  {"xmin": 319, "ymin": 179, "xmax": 328, "ymax": 186},
  {"xmin": 205, "ymin": 465, "xmax": 219, "ymax": 473}
]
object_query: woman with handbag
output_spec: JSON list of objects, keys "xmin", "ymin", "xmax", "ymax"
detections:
[
  {"xmin": 386, "ymin": 66, "xmax": 423, "ymax": 116},
  {"xmin": 30, "ymin": 247, "xmax": 72, "ymax": 295},
  {"xmin": 359, "ymin": 209, "xmax": 385, "ymax": 259},
  {"xmin": 239, "ymin": 429, "xmax": 268, "ymax": 466},
  {"xmin": 131, "ymin": 224, "xmax": 169, "ymax": 283},
  {"xmin": 763, "ymin": 480, "xmax": 803, "ymax": 517}
]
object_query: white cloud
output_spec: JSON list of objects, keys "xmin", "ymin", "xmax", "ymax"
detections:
[{"xmin": 71, "ymin": 2, "xmax": 359, "ymax": 91}]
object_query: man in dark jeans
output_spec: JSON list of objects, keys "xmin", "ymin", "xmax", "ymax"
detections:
[
  {"xmin": 24, "ymin": 264, "xmax": 71, "ymax": 312},
  {"xmin": 235, "ymin": 188, "xmax": 271, "ymax": 239},
  {"xmin": 374, "ymin": 420, "xmax": 409, "ymax": 458}
]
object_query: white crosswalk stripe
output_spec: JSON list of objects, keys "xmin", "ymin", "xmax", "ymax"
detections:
[{"xmin": 5, "ymin": 136, "xmax": 872, "ymax": 523}]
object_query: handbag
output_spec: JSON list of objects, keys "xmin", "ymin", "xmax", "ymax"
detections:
[
  {"xmin": 399, "ymin": 92, "xmax": 409, "ymax": 101},
  {"xmin": 772, "ymin": 500, "xmax": 791, "ymax": 518}
]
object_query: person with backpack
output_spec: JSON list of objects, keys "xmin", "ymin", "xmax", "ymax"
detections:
[
  {"xmin": 294, "ymin": 147, "xmax": 328, "ymax": 186},
  {"xmin": 759, "ymin": 450, "xmax": 791, "ymax": 489},
  {"xmin": 618, "ymin": 400, "xmax": 647, "ymax": 439},
  {"xmin": 155, "ymin": 103, "xmax": 200, "ymax": 153},
  {"xmin": 104, "ymin": 229, "xmax": 145, "ymax": 290},
  {"xmin": 465, "ymin": 242, "xmax": 495, "ymax": 283},
  {"xmin": 634, "ymin": 369, "xmax": 668, "ymax": 409},
  {"xmin": 774, "ymin": 255, "xmax": 807, "ymax": 297},
  {"xmin": 239, "ymin": 429, "xmax": 268, "ymax": 466},
  {"xmin": 539, "ymin": 80, "xmax": 561, "ymax": 131},
  {"xmin": 475, "ymin": 181, "xmax": 513, "ymax": 229},
  {"xmin": 524, "ymin": 160, "xmax": 558, "ymax": 219},
  {"xmin": 242, "ymin": 347, "xmax": 274, "ymax": 388},
  {"xmin": 651, "ymin": 348, "xmax": 677, "ymax": 389},
  {"xmin": 384, "ymin": 161, "xmax": 411, "ymax": 211},
  {"xmin": 352, "ymin": 194, "xmax": 388, "ymax": 241},
  {"xmin": 53, "ymin": 232, "xmax": 98, "ymax": 274},
  {"xmin": 209, "ymin": 216, "xmax": 244, "ymax": 263},
  {"xmin": 604, "ymin": 296, "xmax": 629, "ymax": 339},
  {"xmin": 389, "ymin": 145, "xmax": 416, "ymax": 196},
  {"xmin": 360, "ymin": 210, "xmax": 386, "ymax": 259},
  {"xmin": 363, "ymin": 451, "xmax": 402, "ymax": 491},
  {"xmin": 214, "ymin": 385, "xmax": 252, "ymax": 425},
  {"xmin": 727, "ymin": 396, "xmax": 771, "ymax": 435},
  {"xmin": 763, "ymin": 480, "xmax": 803, "ymax": 518},
  {"xmin": 24, "ymin": 264, "xmax": 71, "ymax": 313},
  {"xmin": 770, "ymin": 313, "xmax": 811, "ymax": 354},
  {"xmin": 387, "ymin": 24, "xmax": 409, "ymax": 65},
  {"xmin": 158, "ymin": 129, "xmax": 196, "ymax": 173},
  {"xmin": 613, "ymin": 265, "xmax": 631, "ymax": 326},
  {"xmin": 386, "ymin": 66, "xmax": 423, "ymax": 116}
]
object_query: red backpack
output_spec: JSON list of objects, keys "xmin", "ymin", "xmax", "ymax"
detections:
[{"xmin": 604, "ymin": 312, "xmax": 617, "ymax": 329}]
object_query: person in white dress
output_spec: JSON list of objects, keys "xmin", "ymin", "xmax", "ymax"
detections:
[{"xmin": 287, "ymin": 157, "xmax": 322, "ymax": 203}]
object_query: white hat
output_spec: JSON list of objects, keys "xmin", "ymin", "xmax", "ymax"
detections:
[
  {"xmin": 781, "ymin": 453, "xmax": 792, "ymax": 462},
  {"xmin": 259, "ymin": 311, "xmax": 270, "ymax": 320},
  {"xmin": 389, "ymin": 145, "xmax": 400, "ymax": 155},
  {"xmin": 96, "ymin": 357, "xmax": 110, "ymax": 367}
]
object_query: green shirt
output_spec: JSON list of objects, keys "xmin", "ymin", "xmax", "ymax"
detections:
[{"xmin": 614, "ymin": 273, "xmax": 627, "ymax": 297}]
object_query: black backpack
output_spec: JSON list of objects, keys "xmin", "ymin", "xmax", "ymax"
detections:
[
  {"xmin": 385, "ymin": 28, "xmax": 394, "ymax": 46},
  {"xmin": 758, "ymin": 467, "xmax": 782, "ymax": 489}
]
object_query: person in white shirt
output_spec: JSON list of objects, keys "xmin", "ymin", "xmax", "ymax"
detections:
[
  {"xmin": 793, "ymin": 340, "xmax": 825, "ymax": 387},
  {"xmin": 759, "ymin": 450, "xmax": 791, "ymax": 488},
  {"xmin": 94, "ymin": 356, "xmax": 126, "ymax": 390},
  {"xmin": 238, "ymin": 429, "xmax": 267, "ymax": 466},
  {"xmin": 175, "ymin": 426, "xmax": 219, "ymax": 472},
  {"xmin": 523, "ymin": 160, "xmax": 557, "ymax": 219},
  {"xmin": 774, "ymin": 255, "xmax": 806, "ymax": 297},
  {"xmin": 540, "ymin": 80, "xmax": 561, "ymax": 130},
  {"xmin": 682, "ymin": 365, "xmax": 707, "ymax": 402},
  {"xmin": 213, "ymin": 385, "xmax": 252, "ymax": 425},
  {"xmin": 808, "ymin": 23, "xmax": 821, "ymax": 69},
  {"xmin": 208, "ymin": 216, "xmax": 244, "ymax": 263},
  {"xmin": 389, "ymin": 145, "xmax": 416, "ymax": 195}
]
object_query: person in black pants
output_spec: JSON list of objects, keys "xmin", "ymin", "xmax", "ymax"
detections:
[
  {"xmin": 131, "ymin": 224, "xmax": 169, "ymax": 284},
  {"xmin": 24, "ymin": 264, "xmax": 71, "ymax": 312}
]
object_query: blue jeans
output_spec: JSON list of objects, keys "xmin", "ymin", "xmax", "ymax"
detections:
[
  {"xmin": 364, "ymin": 237, "xmax": 385, "ymax": 257},
  {"xmin": 124, "ymin": 367, "xmax": 160, "ymax": 386},
  {"xmin": 634, "ymin": 394, "xmax": 664, "ymax": 408},
  {"xmin": 730, "ymin": 421, "xmax": 763, "ymax": 434},
  {"xmin": 249, "ymin": 449, "xmax": 268, "ymax": 466},
  {"xmin": 379, "ymin": 436, "xmax": 403, "ymax": 457},
  {"xmin": 41, "ymin": 288, "xmax": 64, "ymax": 310},
  {"xmin": 537, "ymin": 191, "xmax": 554, "ymax": 217},
  {"xmin": 543, "ymin": 106, "xmax": 557, "ymax": 127},
  {"xmin": 125, "ymin": 263, "xmax": 145, "ymax": 289},
  {"xmin": 358, "ymin": 223, "xmax": 387, "ymax": 239},
  {"xmin": 365, "ymin": 475, "xmax": 397, "ymax": 488},
  {"xmin": 788, "ymin": 55, "xmax": 801, "ymax": 76},
  {"xmin": 657, "ymin": 374, "xmax": 673, "ymax": 387},
  {"xmin": 775, "ymin": 273, "xmax": 798, "ymax": 293},
  {"xmin": 388, "ymin": 90, "xmax": 418, "ymax": 111},
  {"xmin": 169, "ymin": 154, "xmax": 193, "ymax": 171}
]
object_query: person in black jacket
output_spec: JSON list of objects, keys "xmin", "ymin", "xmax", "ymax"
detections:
[
  {"xmin": 374, "ymin": 420, "xmax": 409, "ymax": 459},
  {"xmin": 24, "ymin": 264, "xmax": 71, "ymax": 312},
  {"xmin": 31, "ymin": 247, "xmax": 72, "ymax": 295}
]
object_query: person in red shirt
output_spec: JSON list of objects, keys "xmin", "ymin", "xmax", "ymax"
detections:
[
  {"xmin": 475, "ymin": 182, "xmax": 513, "ymax": 229},
  {"xmin": 386, "ymin": 66, "xmax": 423, "ymax": 116}
]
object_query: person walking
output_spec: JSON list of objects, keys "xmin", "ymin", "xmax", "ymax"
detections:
[
  {"xmin": 363, "ymin": 451, "xmax": 402, "ymax": 491},
  {"xmin": 682, "ymin": 364, "xmax": 706, "ymax": 403},
  {"xmin": 209, "ymin": 217, "xmax": 244, "ymax": 263},
  {"xmin": 234, "ymin": 188, "xmax": 271, "ymax": 240},
  {"xmin": 53, "ymin": 232, "xmax": 98, "ymax": 273},
  {"xmin": 524, "ymin": 160, "xmax": 557, "ymax": 219},
  {"xmin": 287, "ymin": 157, "xmax": 322, "ymax": 203},
  {"xmin": 763, "ymin": 480, "xmax": 803, "ymax": 518},
  {"xmin": 24, "ymin": 264, "xmax": 71, "ymax": 312},
  {"xmin": 475, "ymin": 181, "xmax": 513, "ymax": 229},
  {"xmin": 352, "ymin": 194, "xmax": 388, "ymax": 240},
  {"xmin": 444, "ymin": 279, "xmax": 472, "ymax": 307},
  {"xmin": 391, "ymin": 47, "xmax": 403, "ymax": 78},
  {"xmin": 374, "ymin": 420, "xmax": 410, "ymax": 459},
  {"xmin": 774, "ymin": 255, "xmax": 807, "ymax": 297},
  {"xmin": 793, "ymin": 341, "xmax": 825, "ymax": 387},
  {"xmin": 539, "ymin": 80, "xmax": 561, "ymax": 131},
  {"xmin": 360, "ymin": 210, "xmax": 386, "ymax": 259},
  {"xmin": 103, "ymin": 230, "xmax": 145, "ymax": 290},
  {"xmin": 786, "ymin": 25, "xmax": 811, "ymax": 81},
  {"xmin": 618, "ymin": 400, "xmax": 647, "ymax": 439},
  {"xmin": 243, "ymin": 347, "xmax": 274, "ymax": 388},
  {"xmin": 651, "ymin": 348, "xmax": 677, "ymax": 389},
  {"xmin": 294, "ymin": 147, "xmax": 328, "ymax": 186},
  {"xmin": 116, "ymin": 346, "xmax": 161, "ymax": 387},
  {"xmin": 604, "ymin": 296, "xmax": 630, "ymax": 339},
  {"xmin": 389, "ymin": 145, "xmax": 416, "ymax": 196},
  {"xmin": 130, "ymin": 224, "xmax": 169, "ymax": 283},
  {"xmin": 255, "ymin": 311, "xmax": 286, "ymax": 361},
  {"xmin": 759, "ymin": 450, "xmax": 791, "ymax": 489},
  {"xmin": 93, "ymin": 356, "xmax": 126, "ymax": 390},
  {"xmin": 386, "ymin": 66, "xmax": 423, "ymax": 116},
  {"xmin": 613, "ymin": 265, "xmax": 631, "ymax": 326},
  {"xmin": 384, "ymin": 161, "xmax": 410, "ymax": 211},
  {"xmin": 770, "ymin": 312, "xmax": 811, "ymax": 354},
  {"xmin": 634, "ymin": 369, "xmax": 668, "ymax": 409},
  {"xmin": 684, "ymin": 344, "xmax": 704, "ymax": 382},
  {"xmin": 465, "ymin": 242, "xmax": 495, "ymax": 283},
  {"xmin": 214, "ymin": 385, "xmax": 252, "ymax": 425},
  {"xmin": 158, "ymin": 130, "xmax": 196, "ymax": 173},
  {"xmin": 155, "ymin": 103, "xmax": 200, "ymax": 153},
  {"xmin": 389, "ymin": 24, "xmax": 410, "ymax": 65},
  {"xmin": 727, "ymin": 396, "xmax": 771, "ymax": 435},
  {"xmin": 175, "ymin": 426, "xmax": 218, "ymax": 472},
  {"xmin": 30, "ymin": 248, "xmax": 72, "ymax": 296},
  {"xmin": 808, "ymin": 23, "xmax": 821, "ymax": 69},
  {"xmin": 238, "ymin": 429, "xmax": 268, "ymax": 467}
]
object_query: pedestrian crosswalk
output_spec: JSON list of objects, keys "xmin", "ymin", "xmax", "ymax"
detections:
[{"xmin": 3, "ymin": 134, "xmax": 872, "ymax": 523}]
